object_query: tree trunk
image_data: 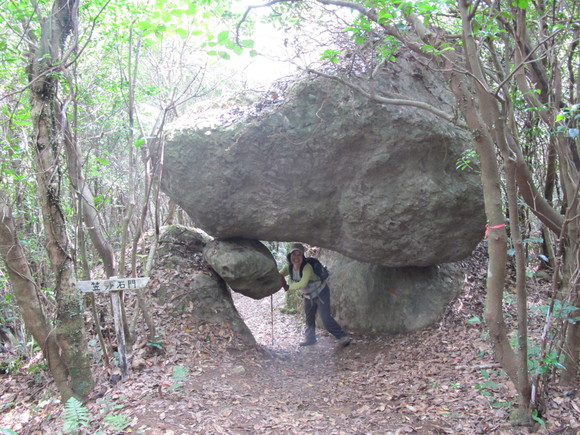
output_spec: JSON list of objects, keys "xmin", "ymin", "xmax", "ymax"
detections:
[
  {"xmin": 165, "ymin": 199, "xmax": 177, "ymax": 225},
  {"xmin": 511, "ymin": 7, "xmax": 579, "ymax": 385},
  {"xmin": 560, "ymin": 185, "xmax": 580, "ymax": 385},
  {"xmin": 63, "ymin": 115, "xmax": 116, "ymax": 278},
  {"xmin": 446, "ymin": 1, "xmax": 532, "ymax": 421},
  {"xmin": 26, "ymin": 0, "xmax": 94, "ymax": 399},
  {"xmin": 0, "ymin": 200, "xmax": 74, "ymax": 400}
]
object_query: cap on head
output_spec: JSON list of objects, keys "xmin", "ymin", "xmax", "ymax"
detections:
[{"xmin": 289, "ymin": 243, "xmax": 305, "ymax": 255}]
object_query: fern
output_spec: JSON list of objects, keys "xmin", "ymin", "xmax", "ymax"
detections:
[
  {"xmin": 167, "ymin": 365, "xmax": 188, "ymax": 391},
  {"xmin": 102, "ymin": 413, "xmax": 131, "ymax": 434},
  {"xmin": 62, "ymin": 397, "xmax": 90, "ymax": 434}
]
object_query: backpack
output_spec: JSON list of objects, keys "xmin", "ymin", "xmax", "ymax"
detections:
[{"xmin": 305, "ymin": 257, "xmax": 329, "ymax": 282}]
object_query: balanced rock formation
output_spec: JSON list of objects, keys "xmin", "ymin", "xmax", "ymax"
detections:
[{"xmin": 161, "ymin": 52, "xmax": 485, "ymax": 267}]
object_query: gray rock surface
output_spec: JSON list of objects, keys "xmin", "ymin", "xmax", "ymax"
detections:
[
  {"xmin": 161, "ymin": 52, "xmax": 485, "ymax": 267},
  {"xmin": 320, "ymin": 250, "xmax": 462, "ymax": 333},
  {"xmin": 203, "ymin": 238, "xmax": 281, "ymax": 299},
  {"xmin": 154, "ymin": 226, "xmax": 256, "ymax": 345}
]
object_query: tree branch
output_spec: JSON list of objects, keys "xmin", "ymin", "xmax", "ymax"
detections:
[
  {"xmin": 305, "ymin": 67, "xmax": 467, "ymax": 128},
  {"xmin": 236, "ymin": 0, "xmax": 302, "ymax": 45}
]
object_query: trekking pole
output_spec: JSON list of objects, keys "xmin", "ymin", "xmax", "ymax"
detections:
[{"xmin": 270, "ymin": 294, "xmax": 275, "ymax": 346}]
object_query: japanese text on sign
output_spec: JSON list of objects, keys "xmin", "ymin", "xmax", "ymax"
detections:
[{"xmin": 76, "ymin": 277, "xmax": 150, "ymax": 293}]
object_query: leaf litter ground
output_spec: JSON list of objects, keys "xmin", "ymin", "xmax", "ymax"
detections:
[{"xmin": 1, "ymin": 245, "xmax": 579, "ymax": 434}]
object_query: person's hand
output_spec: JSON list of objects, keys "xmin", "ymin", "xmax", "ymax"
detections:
[{"xmin": 280, "ymin": 275, "xmax": 289, "ymax": 291}]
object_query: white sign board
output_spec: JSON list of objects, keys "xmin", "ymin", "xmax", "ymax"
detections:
[
  {"xmin": 76, "ymin": 277, "xmax": 150, "ymax": 293},
  {"xmin": 76, "ymin": 276, "xmax": 151, "ymax": 380}
]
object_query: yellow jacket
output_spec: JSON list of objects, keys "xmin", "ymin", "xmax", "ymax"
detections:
[{"xmin": 279, "ymin": 262, "xmax": 322, "ymax": 294}]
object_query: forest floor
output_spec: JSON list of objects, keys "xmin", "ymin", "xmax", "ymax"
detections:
[{"xmin": 1, "ymin": 246, "xmax": 579, "ymax": 434}]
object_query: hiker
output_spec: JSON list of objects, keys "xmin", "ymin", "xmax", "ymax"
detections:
[{"xmin": 279, "ymin": 243, "xmax": 351, "ymax": 347}]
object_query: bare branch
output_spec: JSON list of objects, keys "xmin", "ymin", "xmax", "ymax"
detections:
[
  {"xmin": 305, "ymin": 68, "xmax": 467, "ymax": 128},
  {"xmin": 493, "ymin": 29, "xmax": 563, "ymax": 99},
  {"xmin": 317, "ymin": 0, "xmax": 368, "ymax": 14},
  {"xmin": 235, "ymin": 0, "xmax": 302, "ymax": 45}
]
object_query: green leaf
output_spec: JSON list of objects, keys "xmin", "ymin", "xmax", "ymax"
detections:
[
  {"xmin": 136, "ymin": 20, "xmax": 152, "ymax": 31},
  {"xmin": 158, "ymin": 24, "xmax": 168, "ymax": 33},
  {"xmin": 240, "ymin": 39, "xmax": 254, "ymax": 49},
  {"xmin": 175, "ymin": 28, "xmax": 188, "ymax": 39},
  {"xmin": 217, "ymin": 30, "xmax": 229, "ymax": 44},
  {"xmin": 467, "ymin": 316, "xmax": 481, "ymax": 324},
  {"xmin": 134, "ymin": 138, "xmax": 146, "ymax": 148},
  {"xmin": 95, "ymin": 157, "xmax": 110, "ymax": 165},
  {"xmin": 532, "ymin": 409, "xmax": 546, "ymax": 428},
  {"xmin": 11, "ymin": 118, "xmax": 32, "ymax": 127},
  {"xmin": 320, "ymin": 48, "xmax": 341, "ymax": 63},
  {"xmin": 516, "ymin": 0, "xmax": 529, "ymax": 9}
]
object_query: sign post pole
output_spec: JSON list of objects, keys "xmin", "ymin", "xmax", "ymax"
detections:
[
  {"xmin": 76, "ymin": 276, "xmax": 150, "ymax": 380},
  {"xmin": 110, "ymin": 290, "xmax": 128, "ymax": 378}
]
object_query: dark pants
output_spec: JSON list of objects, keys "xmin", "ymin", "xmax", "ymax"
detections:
[{"xmin": 303, "ymin": 285, "xmax": 346, "ymax": 342}]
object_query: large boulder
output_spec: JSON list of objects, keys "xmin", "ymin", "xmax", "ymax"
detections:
[
  {"xmin": 320, "ymin": 250, "xmax": 462, "ymax": 333},
  {"xmin": 203, "ymin": 238, "xmax": 281, "ymax": 299},
  {"xmin": 161, "ymin": 52, "xmax": 485, "ymax": 267}
]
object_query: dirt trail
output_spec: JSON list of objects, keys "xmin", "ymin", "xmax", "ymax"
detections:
[
  {"xmin": 129, "ymin": 290, "xmax": 523, "ymax": 434},
  {"xmin": 2, "ymin": 270, "xmax": 577, "ymax": 434}
]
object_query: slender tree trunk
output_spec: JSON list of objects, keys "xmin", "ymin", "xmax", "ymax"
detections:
[
  {"xmin": 26, "ymin": 0, "xmax": 94, "ymax": 399},
  {"xmin": 0, "ymin": 200, "xmax": 74, "ymax": 400},
  {"xmin": 30, "ymin": 96, "xmax": 94, "ymax": 398},
  {"xmin": 562, "ymin": 263, "xmax": 580, "ymax": 385},
  {"xmin": 505, "ymin": 157, "xmax": 533, "ymax": 410},
  {"xmin": 446, "ymin": 1, "xmax": 532, "ymax": 421},
  {"xmin": 62, "ymin": 109, "xmax": 116, "ymax": 278},
  {"xmin": 165, "ymin": 200, "xmax": 177, "ymax": 225},
  {"xmin": 511, "ymin": 8, "xmax": 579, "ymax": 385},
  {"xmin": 77, "ymin": 213, "xmax": 111, "ymax": 369},
  {"xmin": 560, "ymin": 179, "xmax": 580, "ymax": 385}
]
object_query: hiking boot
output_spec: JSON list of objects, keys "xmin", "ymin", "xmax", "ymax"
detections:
[
  {"xmin": 338, "ymin": 336, "xmax": 351, "ymax": 347},
  {"xmin": 299, "ymin": 339, "xmax": 316, "ymax": 346}
]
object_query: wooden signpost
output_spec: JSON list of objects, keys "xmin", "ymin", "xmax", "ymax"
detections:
[{"xmin": 76, "ymin": 276, "xmax": 150, "ymax": 379}]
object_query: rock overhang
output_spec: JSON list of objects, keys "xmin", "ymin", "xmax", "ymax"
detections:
[{"xmin": 161, "ymin": 54, "xmax": 485, "ymax": 267}]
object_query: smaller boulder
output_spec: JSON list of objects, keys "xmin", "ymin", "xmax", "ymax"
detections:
[
  {"xmin": 203, "ymin": 238, "xmax": 281, "ymax": 299},
  {"xmin": 158, "ymin": 224, "xmax": 212, "ymax": 254}
]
